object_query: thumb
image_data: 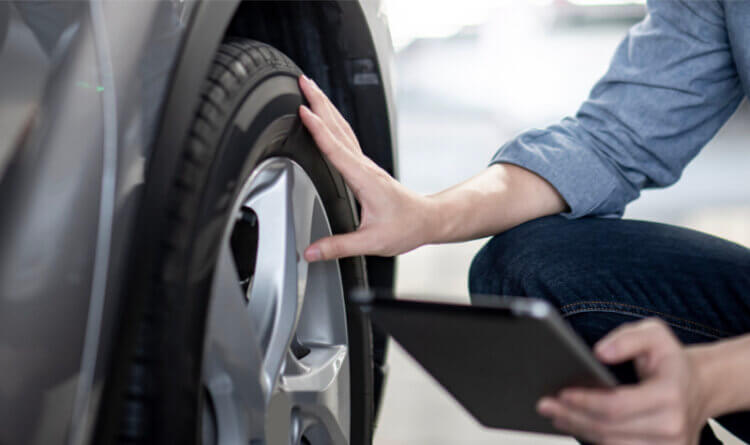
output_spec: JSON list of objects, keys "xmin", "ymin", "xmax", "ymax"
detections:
[
  {"xmin": 594, "ymin": 319, "xmax": 671, "ymax": 365},
  {"xmin": 304, "ymin": 231, "xmax": 374, "ymax": 262}
]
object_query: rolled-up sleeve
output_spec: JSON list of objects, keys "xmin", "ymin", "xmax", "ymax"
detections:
[{"xmin": 492, "ymin": 0, "xmax": 744, "ymax": 218}]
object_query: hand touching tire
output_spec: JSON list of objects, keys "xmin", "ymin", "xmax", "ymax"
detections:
[{"xmin": 298, "ymin": 75, "xmax": 436, "ymax": 262}]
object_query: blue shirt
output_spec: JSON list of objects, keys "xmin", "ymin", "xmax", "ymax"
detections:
[{"xmin": 492, "ymin": 0, "xmax": 748, "ymax": 218}]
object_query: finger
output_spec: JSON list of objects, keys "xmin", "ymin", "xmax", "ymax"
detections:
[
  {"xmin": 538, "ymin": 398, "xmax": 607, "ymax": 443},
  {"xmin": 299, "ymin": 105, "xmax": 365, "ymax": 192},
  {"xmin": 595, "ymin": 318, "xmax": 676, "ymax": 364},
  {"xmin": 559, "ymin": 383, "xmax": 665, "ymax": 422},
  {"xmin": 606, "ymin": 439, "xmax": 652, "ymax": 445},
  {"xmin": 540, "ymin": 397, "xmax": 663, "ymax": 444},
  {"xmin": 305, "ymin": 231, "xmax": 376, "ymax": 262},
  {"xmin": 300, "ymin": 75, "xmax": 358, "ymax": 148},
  {"xmin": 299, "ymin": 75, "xmax": 359, "ymax": 149},
  {"xmin": 606, "ymin": 439, "xmax": 651, "ymax": 445},
  {"xmin": 601, "ymin": 410, "xmax": 684, "ymax": 441},
  {"xmin": 298, "ymin": 76, "xmax": 344, "ymax": 138},
  {"xmin": 567, "ymin": 402, "xmax": 686, "ymax": 442}
]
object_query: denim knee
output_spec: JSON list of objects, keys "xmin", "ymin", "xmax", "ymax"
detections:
[
  {"xmin": 468, "ymin": 236, "xmax": 516, "ymax": 296},
  {"xmin": 468, "ymin": 216, "xmax": 566, "ymax": 299}
]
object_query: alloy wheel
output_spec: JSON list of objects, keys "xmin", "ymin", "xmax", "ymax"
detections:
[{"xmin": 201, "ymin": 157, "xmax": 351, "ymax": 445}]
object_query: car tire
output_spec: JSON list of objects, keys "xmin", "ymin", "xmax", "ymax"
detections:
[{"xmin": 113, "ymin": 39, "xmax": 375, "ymax": 445}]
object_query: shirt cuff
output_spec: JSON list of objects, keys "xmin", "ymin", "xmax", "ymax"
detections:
[{"xmin": 490, "ymin": 125, "xmax": 620, "ymax": 219}]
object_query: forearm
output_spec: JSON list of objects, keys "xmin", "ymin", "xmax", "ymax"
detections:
[
  {"xmin": 425, "ymin": 163, "xmax": 567, "ymax": 244},
  {"xmin": 691, "ymin": 334, "xmax": 750, "ymax": 419}
]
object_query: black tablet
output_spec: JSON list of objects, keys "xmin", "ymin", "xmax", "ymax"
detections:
[{"xmin": 351, "ymin": 289, "xmax": 619, "ymax": 436}]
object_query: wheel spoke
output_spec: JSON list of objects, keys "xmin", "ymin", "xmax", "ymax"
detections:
[
  {"xmin": 243, "ymin": 161, "xmax": 307, "ymax": 395},
  {"xmin": 281, "ymin": 345, "xmax": 350, "ymax": 445},
  {"xmin": 203, "ymin": 243, "xmax": 267, "ymax": 443},
  {"xmin": 282, "ymin": 344, "xmax": 347, "ymax": 393}
]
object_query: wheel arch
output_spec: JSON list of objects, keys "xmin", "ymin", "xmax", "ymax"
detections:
[{"xmin": 149, "ymin": 0, "xmax": 396, "ymax": 292}]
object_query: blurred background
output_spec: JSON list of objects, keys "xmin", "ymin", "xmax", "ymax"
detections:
[{"xmin": 373, "ymin": 1, "xmax": 750, "ymax": 444}]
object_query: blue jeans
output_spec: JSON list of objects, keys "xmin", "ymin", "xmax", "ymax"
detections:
[{"xmin": 469, "ymin": 216, "xmax": 750, "ymax": 444}]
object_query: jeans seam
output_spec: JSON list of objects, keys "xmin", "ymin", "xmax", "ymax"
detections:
[{"xmin": 559, "ymin": 300, "xmax": 729, "ymax": 339}]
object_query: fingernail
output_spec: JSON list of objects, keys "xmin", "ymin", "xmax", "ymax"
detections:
[
  {"xmin": 306, "ymin": 247, "xmax": 322, "ymax": 262},
  {"xmin": 537, "ymin": 398, "xmax": 553, "ymax": 415},
  {"xmin": 300, "ymin": 105, "xmax": 311, "ymax": 115},
  {"xmin": 302, "ymin": 74, "xmax": 316, "ymax": 87},
  {"xmin": 595, "ymin": 342, "xmax": 615, "ymax": 360}
]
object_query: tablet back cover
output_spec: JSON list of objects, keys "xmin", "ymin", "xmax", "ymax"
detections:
[{"xmin": 360, "ymin": 297, "xmax": 615, "ymax": 435}]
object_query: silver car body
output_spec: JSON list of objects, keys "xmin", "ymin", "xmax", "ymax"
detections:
[{"xmin": 0, "ymin": 1, "xmax": 396, "ymax": 444}]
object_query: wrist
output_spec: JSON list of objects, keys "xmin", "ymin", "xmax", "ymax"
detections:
[
  {"xmin": 420, "ymin": 193, "xmax": 447, "ymax": 245},
  {"xmin": 687, "ymin": 341, "xmax": 747, "ymax": 420},
  {"xmin": 687, "ymin": 346, "xmax": 717, "ymax": 421}
]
